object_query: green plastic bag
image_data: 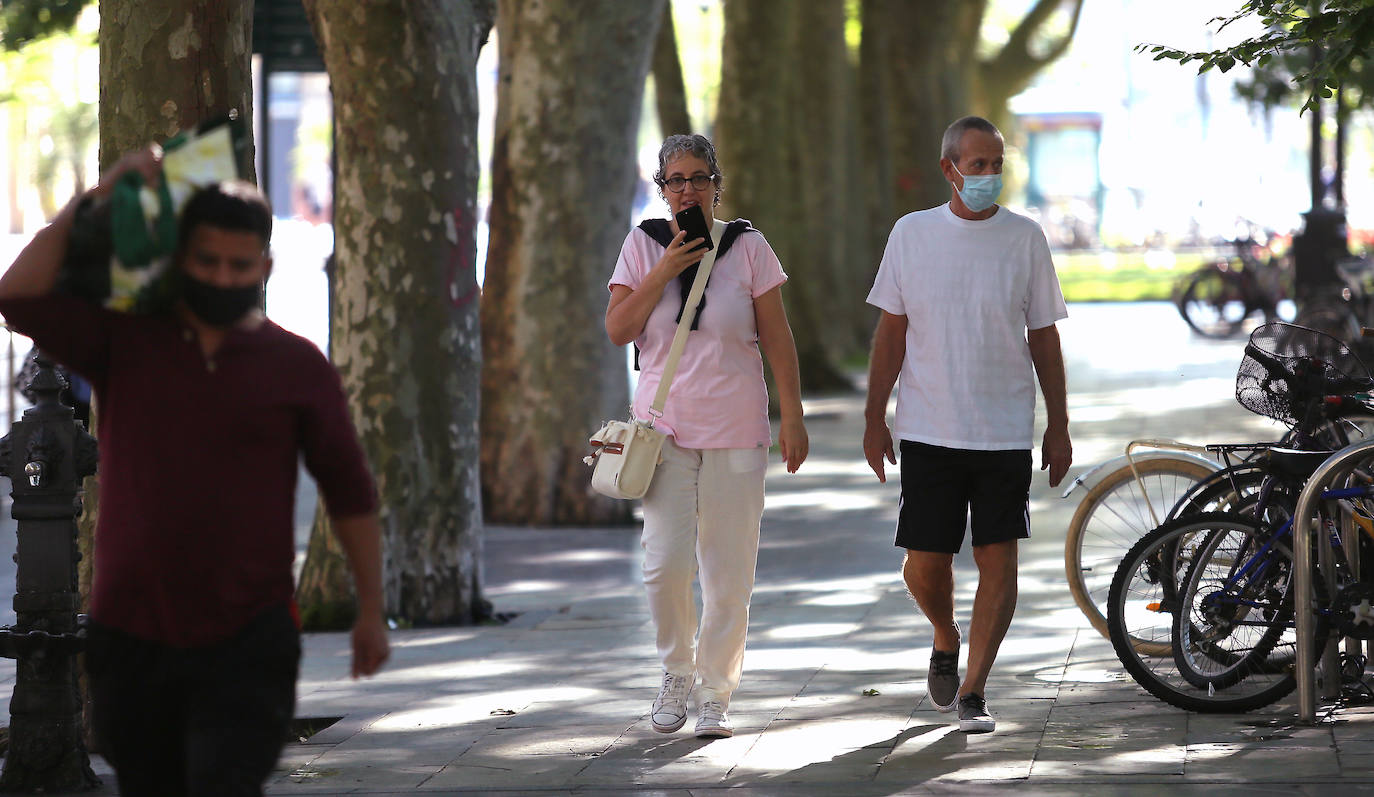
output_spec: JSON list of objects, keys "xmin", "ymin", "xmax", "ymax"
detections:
[{"xmin": 60, "ymin": 116, "xmax": 250, "ymax": 314}]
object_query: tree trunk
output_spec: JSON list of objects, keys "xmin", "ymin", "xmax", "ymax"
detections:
[
  {"xmin": 98, "ymin": 1, "xmax": 255, "ymax": 157},
  {"xmin": 295, "ymin": 503, "xmax": 356, "ymax": 629},
  {"xmin": 873, "ymin": 0, "xmax": 980, "ymax": 216},
  {"xmin": 976, "ymin": 0, "xmax": 1086, "ymax": 133},
  {"xmin": 80, "ymin": 0, "xmax": 254, "ymax": 770},
  {"xmin": 715, "ymin": 0, "xmax": 854, "ymax": 391},
  {"xmin": 93, "ymin": 0, "xmax": 254, "ymax": 615},
  {"xmin": 480, "ymin": 0, "xmax": 663, "ymax": 525},
  {"xmin": 849, "ymin": 0, "xmax": 890, "ymax": 345},
  {"xmin": 866, "ymin": 0, "xmax": 1084, "ymax": 218},
  {"xmin": 651, "ymin": 3, "xmax": 692, "ymax": 136},
  {"xmin": 304, "ymin": 0, "xmax": 493, "ymax": 624}
]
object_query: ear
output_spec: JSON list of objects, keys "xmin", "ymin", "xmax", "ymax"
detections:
[
  {"xmin": 939, "ymin": 158, "xmax": 959, "ymax": 187},
  {"xmin": 263, "ymin": 254, "xmax": 274, "ymax": 284}
]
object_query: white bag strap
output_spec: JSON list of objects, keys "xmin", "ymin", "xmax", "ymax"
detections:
[{"xmin": 649, "ymin": 218, "xmax": 726, "ymax": 419}]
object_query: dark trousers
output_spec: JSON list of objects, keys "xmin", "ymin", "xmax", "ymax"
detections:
[{"xmin": 86, "ymin": 605, "xmax": 301, "ymax": 797}]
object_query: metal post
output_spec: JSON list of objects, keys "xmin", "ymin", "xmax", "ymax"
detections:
[
  {"xmin": 1294, "ymin": 439, "xmax": 1374, "ymax": 723},
  {"xmin": 1319, "ymin": 509, "xmax": 1342, "ymax": 699},
  {"xmin": 0, "ymin": 352, "xmax": 99, "ymax": 790}
]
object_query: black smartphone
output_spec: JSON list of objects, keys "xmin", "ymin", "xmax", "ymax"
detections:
[{"xmin": 674, "ymin": 204, "xmax": 714, "ymax": 252}]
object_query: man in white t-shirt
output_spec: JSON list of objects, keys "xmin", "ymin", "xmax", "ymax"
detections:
[{"xmin": 862, "ymin": 116, "xmax": 1071, "ymax": 735}]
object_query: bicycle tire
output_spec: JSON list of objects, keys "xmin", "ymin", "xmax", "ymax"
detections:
[
  {"xmin": 1178, "ymin": 267, "xmax": 1251, "ymax": 338},
  {"xmin": 1172, "ymin": 518, "xmax": 1294, "ymax": 692},
  {"xmin": 1128, "ymin": 463, "xmax": 1269, "ymax": 657},
  {"xmin": 1108, "ymin": 517, "xmax": 1212, "ymax": 708},
  {"xmin": 1066, "ymin": 457, "xmax": 1214, "ymax": 645},
  {"xmin": 1108, "ymin": 512, "xmax": 1316, "ymax": 713}
]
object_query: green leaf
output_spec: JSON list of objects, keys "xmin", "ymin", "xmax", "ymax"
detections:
[{"xmin": 862, "ymin": 688, "xmax": 880, "ymax": 696}]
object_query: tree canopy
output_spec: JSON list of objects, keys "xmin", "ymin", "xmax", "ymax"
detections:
[
  {"xmin": 0, "ymin": 0, "xmax": 90, "ymax": 50},
  {"xmin": 1140, "ymin": 1, "xmax": 1374, "ymax": 111}
]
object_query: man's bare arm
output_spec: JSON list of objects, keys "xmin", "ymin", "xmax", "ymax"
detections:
[
  {"xmin": 0, "ymin": 147, "xmax": 163, "ymax": 300},
  {"xmin": 1028, "ymin": 323, "xmax": 1072, "ymax": 487},
  {"xmin": 863, "ymin": 311, "xmax": 907, "ymax": 483},
  {"xmin": 330, "ymin": 512, "xmax": 390, "ymax": 678}
]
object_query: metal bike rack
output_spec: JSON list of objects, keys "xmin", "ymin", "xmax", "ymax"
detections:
[{"xmin": 1294, "ymin": 439, "xmax": 1374, "ymax": 724}]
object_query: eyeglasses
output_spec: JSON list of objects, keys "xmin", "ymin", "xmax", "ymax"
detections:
[{"xmin": 660, "ymin": 174, "xmax": 716, "ymax": 193}]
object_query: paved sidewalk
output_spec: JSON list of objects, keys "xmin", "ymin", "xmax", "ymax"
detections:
[{"xmin": 14, "ymin": 302, "xmax": 1374, "ymax": 794}]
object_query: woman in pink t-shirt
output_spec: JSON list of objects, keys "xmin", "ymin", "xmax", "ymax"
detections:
[{"xmin": 606, "ymin": 134, "xmax": 808, "ymax": 739}]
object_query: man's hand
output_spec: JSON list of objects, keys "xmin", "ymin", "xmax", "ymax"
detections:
[
  {"xmin": 779, "ymin": 416, "xmax": 809, "ymax": 473},
  {"xmin": 92, "ymin": 145, "xmax": 164, "ymax": 199},
  {"xmin": 1040, "ymin": 425, "xmax": 1072, "ymax": 488},
  {"xmin": 350, "ymin": 614, "xmax": 390, "ymax": 678},
  {"xmin": 864, "ymin": 419, "xmax": 897, "ymax": 483}
]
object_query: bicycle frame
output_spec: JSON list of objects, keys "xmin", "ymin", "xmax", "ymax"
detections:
[{"xmin": 1199, "ymin": 482, "xmax": 1371, "ymax": 625}]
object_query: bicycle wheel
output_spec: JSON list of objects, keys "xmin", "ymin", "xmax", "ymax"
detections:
[
  {"xmin": 1108, "ymin": 516, "xmax": 1216, "ymax": 710},
  {"xmin": 1132, "ymin": 464, "xmax": 1270, "ymax": 657},
  {"xmin": 1110, "ymin": 512, "xmax": 1318, "ymax": 712},
  {"xmin": 1178, "ymin": 267, "xmax": 1250, "ymax": 338},
  {"xmin": 1172, "ymin": 518, "xmax": 1294, "ymax": 692},
  {"xmin": 1066, "ymin": 457, "xmax": 1214, "ymax": 645},
  {"xmin": 1169, "ymin": 513, "xmax": 1326, "ymax": 711}
]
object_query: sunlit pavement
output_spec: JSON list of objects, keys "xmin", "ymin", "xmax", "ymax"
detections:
[{"xmin": 15, "ymin": 302, "xmax": 1374, "ymax": 794}]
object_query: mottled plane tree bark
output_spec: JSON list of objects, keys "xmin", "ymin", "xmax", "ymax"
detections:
[
  {"xmin": 651, "ymin": 2, "xmax": 692, "ymax": 136},
  {"xmin": 90, "ymin": 0, "xmax": 255, "ymax": 633},
  {"xmin": 302, "ymin": 0, "xmax": 495, "ymax": 623},
  {"xmin": 481, "ymin": 0, "xmax": 664, "ymax": 525},
  {"xmin": 864, "ymin": 0, "xmax": 1085, "ymax": 216},
  {"xmin": 715, "ymin": 0, "xmax": 857, "ymax": 390}
]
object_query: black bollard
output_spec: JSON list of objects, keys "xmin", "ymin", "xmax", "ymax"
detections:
[{"xmin": 0, "ymin": 352, "xmax": 98, "ymax": 790}]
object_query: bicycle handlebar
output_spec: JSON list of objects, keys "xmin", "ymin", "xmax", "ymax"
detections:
[{"xmin": 1243, "ymin": 342, "xmax": 1374, "ymax": 397}]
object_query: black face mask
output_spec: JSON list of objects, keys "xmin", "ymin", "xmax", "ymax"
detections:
[{"xmin": 180, "ymin": 273, "xmax": 262, "ymax": 327}]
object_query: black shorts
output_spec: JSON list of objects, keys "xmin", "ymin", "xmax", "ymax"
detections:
[{"xmin": 895, "ymin": 440, "xmax": 1031, "ymax": 554}]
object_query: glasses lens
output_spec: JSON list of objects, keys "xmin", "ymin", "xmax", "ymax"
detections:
[{"xmin": 663, "ymin": 175, "xmax": 713, "ymax": 192}]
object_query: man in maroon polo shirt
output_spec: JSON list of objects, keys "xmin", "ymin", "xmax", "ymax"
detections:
[{"xmin": 0, "ymin": 147, "xmax": 389, "ymax": 795}]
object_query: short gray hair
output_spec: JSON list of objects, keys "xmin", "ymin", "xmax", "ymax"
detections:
[
  {"xmin": 654, "ymin": 134, "xmax": 723, "ymax": 207},
  {"xmin": 940, "ymin": 116, "xmax": 1002, "ymax": 163}
]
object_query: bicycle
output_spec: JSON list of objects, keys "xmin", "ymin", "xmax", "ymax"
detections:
[
  {"xmin": 1063, "ymin": 439, "xmax": 1259, "ymax": 647},
  {"xmin": 1067, "ymin": 319, "xmax": 1374, "ymax": 651},
  {"xmin": 1174, "ymin": 237, "xmax": 1294, "ymax": 338},
  {"xmin": 1107, "ymin": 322, "xmax": 1374, "ymax": 711}
]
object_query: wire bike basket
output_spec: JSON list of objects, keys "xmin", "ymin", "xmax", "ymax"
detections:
[{"xmin": 1235, "ymin": 322, "xmax": 1370, "ymax": 430}]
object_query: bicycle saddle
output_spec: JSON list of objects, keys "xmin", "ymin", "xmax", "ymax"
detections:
[{"xmin": 1266, "ymin": 447, "xmax": 1334, "ymax": 481}]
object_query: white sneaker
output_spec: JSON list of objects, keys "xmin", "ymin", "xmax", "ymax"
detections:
[
  {"xmin": 695, "ymin": 699, "xmax": 733, "ymax": 738},
  {"xmin": 651, "ymin": 672, "xmax": 695, "ymax": 732}
]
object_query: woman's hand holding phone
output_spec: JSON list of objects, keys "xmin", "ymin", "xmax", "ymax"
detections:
[{"xmin": 655, "ymin": 229, "xmax": 707, "ymax": 281}]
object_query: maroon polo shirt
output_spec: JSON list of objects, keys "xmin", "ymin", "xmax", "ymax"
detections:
[{"xmin": 0, "ymin": 294, "xmax": 377, "ymax": 646}]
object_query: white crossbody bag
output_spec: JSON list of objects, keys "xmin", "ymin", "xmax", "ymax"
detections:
[{"xmin": 587, "ymin": 219, "xmax": 726, "ymax": 499}]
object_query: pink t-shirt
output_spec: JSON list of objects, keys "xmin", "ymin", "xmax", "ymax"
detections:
[{"xmin": 609, "ymin": 223, "xmax": 787, "ymax": 449}]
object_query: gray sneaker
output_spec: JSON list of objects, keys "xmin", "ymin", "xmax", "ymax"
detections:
[
  {"xmin": 957, "ymin": 693, "xmax": 995, "ymax": 733},
  {"xmin": 928, "ymin": 649, "xmax": 960, "ymax": 713},
  {"xmin": 651, "ymin": 672, "xmax": 695, "ymax": 733}
]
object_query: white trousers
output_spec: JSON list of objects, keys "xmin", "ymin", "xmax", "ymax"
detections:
[{"xmin": 640, "ymin": 438, "xmax": 767, "ymax": 708}]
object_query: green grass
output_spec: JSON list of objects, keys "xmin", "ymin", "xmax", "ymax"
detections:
[{"xmin": 1055, "ymin": 251, "xmax": 1210, "ymax": 303}]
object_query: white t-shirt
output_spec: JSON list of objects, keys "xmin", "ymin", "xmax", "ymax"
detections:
[
  {"xmin": 865, "ymin": 203, "xmax": 1067, "ymax": 450},
  {"xmin": 609, "ymin": 224, "xmax": 787, "ymax": 449}
]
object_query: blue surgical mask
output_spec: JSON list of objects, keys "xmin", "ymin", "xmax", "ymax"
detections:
[{"xmin": 952, "ymin": 165, "xmax": 1002, "ymax": 212}]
